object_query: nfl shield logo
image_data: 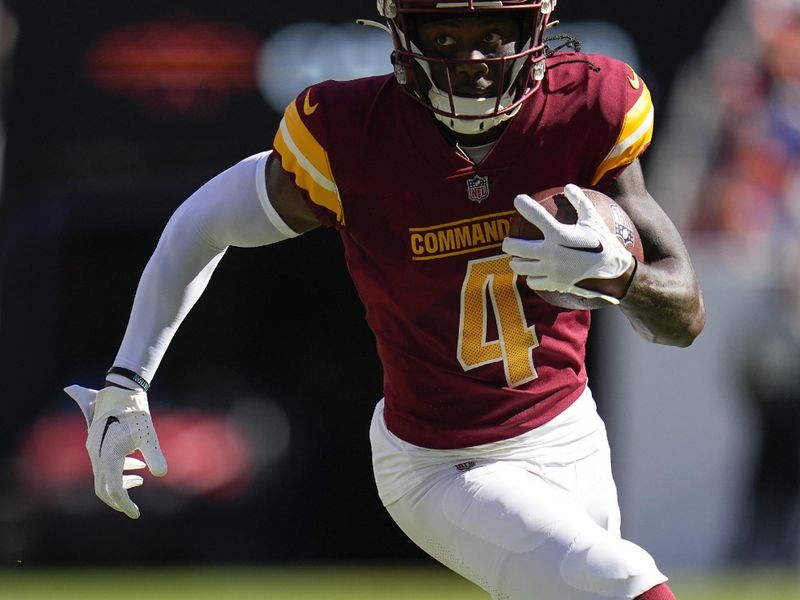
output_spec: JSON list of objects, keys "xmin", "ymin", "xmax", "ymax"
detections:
[
  {"xmin": 610, "ymin": 203, "xmax": 635, "ymax": 247},
  {"xmin": 466, "ymin": 175, "xmax": 490, "ymax": 203}
]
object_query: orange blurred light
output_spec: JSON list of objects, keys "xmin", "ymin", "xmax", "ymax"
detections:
[{"xmin": 84, "ymin": 20, "xmax": 263, "ymax": 114}]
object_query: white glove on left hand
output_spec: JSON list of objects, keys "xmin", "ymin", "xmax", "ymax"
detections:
[
  {"xmin": 502, "ymin": 184, "xmax": 634, "ymax": 304},
  {"xmin": 64, "ymin": 384, "xmax": 168, "ymax": 519}
]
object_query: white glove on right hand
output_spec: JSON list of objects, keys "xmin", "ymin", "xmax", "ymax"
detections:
[
  {"xmin": 502, "ymin": 184, "xmax": 634, "ymax": 304},
  {"xmin": 64, "ymin": 385, "xmax": 168, "ymax": 519}
]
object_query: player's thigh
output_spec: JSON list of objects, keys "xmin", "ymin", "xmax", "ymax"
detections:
[
  {"xmin": 573, "ymin": 442, "xmax": 622, "ymax": 536},
  {"xmin": 386, "ymin": 460, "xmax": 663, "ymax": 600}
]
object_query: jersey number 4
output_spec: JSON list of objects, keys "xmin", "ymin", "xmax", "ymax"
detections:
[{"xmin": 457, "ymin": 255, "xmax": 539, "ymax": 387}]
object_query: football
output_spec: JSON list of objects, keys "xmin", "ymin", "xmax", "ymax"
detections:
[{"xmin": 508, "ymin": 187, "xmax": 644, "ymax": 310}]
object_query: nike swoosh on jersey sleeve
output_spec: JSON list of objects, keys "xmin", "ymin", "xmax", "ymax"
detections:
[
  {"xmin": 273, "ymin": 94, "xmax": 345, "ymax": 226},
  {"xmin": 591, "ymin": 79, "xmax": 654, "ymax": 186}
]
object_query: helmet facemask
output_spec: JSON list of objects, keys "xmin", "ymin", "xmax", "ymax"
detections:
[{"xmin": 378, "ymin": 0, "xmax": 556, "ymax": 135}]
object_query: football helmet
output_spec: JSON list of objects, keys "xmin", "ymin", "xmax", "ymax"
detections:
[{"xmin": 377, "ymin": 0, "xmax": 557, "ymax": 134}]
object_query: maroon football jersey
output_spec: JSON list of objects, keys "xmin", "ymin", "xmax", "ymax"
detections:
[{"xmin": 273, "ymin": 53, "xmax": 653, "ymax": 449}]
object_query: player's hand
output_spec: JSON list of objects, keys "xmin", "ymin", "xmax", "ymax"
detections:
[
  {"xmin": 502, "ymin": 184, "xmax": 634, "ymax": 304},
  {"xmin": 64, "ymin": 384, "xmax": 168, "ymax": 519}
]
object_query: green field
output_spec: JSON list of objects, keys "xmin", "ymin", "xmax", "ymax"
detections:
[{"xmin": 0, "ymin": 565, "xmax": 798, "ymax": 599}]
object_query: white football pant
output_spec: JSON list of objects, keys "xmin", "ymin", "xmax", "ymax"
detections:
[{"xmin": 370, "ymin": 389, "xmax": 667, "ymax": 600}]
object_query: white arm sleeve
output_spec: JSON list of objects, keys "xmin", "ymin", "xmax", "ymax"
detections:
[{"xmin": 111, "ymin": 151, "xmax": 297, "ymax": 384}]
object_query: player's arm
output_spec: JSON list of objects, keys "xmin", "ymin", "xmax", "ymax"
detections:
[
  {"xmin": 65, "ymin": 150, "xmax": 318, "ymax": 518},
  {"xmin": 609, "ymin": 159, "xmax": 706, "ymax": 346},
  {"xmin": 107, "ymin": 151, "xmax": 316, "ymax": 386}
]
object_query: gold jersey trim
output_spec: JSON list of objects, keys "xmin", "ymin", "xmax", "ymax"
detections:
[
  {"xmin": 592, "ymin": 81, "xmax": 654, "ymax": 186},
  {"xmin": 274, "ymin": 98, "xmax": 345, "ymax": 225}
]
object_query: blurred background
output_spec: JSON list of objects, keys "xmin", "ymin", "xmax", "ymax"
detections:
[{"xmin": 1, "ymin": 0, "xmax": 800, "ymax": 596}]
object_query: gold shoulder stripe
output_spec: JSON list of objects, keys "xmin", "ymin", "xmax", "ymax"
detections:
[
  {"xmin": 592, "ymin": 83, "xmax": 654, "ymax": 186},
  {"xmin": 617, "ymin": 84, "xmax": 652, "ymax": 148},
  {"xmin": 274, "ymin": 100, "xmax": 344, "ymax": 225}
]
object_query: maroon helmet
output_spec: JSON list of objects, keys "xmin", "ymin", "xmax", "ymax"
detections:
[{"xmin": 377, "ymin": 0, "xmax": 557, "ymax": 134}]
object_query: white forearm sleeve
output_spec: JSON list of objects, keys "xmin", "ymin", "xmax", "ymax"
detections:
[{"xmin": 112, "ymin": 151, "xmax": 297, "ymax": 383}]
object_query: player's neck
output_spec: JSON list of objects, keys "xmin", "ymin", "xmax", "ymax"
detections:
[{"xmin": 436, "ymin": 119, "xmax": 508, "ymax": 148}]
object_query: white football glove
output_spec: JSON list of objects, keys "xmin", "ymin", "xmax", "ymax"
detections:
[
  {"xmin": 501, "ymin": 184, "xmax": 634, "ymax": 304},
  {"xmin": 64, "ymin": 384, "xmax": 168, "ymax": 519}
]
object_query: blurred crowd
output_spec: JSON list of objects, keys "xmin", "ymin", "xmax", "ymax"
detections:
[
  {"xmin": 691, "ymin": 0, "xmax": 800, "ymax": 246},
  {"xmin": 658, "ymin": 0, "xmax": 800, "ymax": 565}
]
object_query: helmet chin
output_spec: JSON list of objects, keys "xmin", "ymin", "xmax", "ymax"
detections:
[{"xmin": 428, "ymin": 86, "xmax": 518, "ymax": 135}]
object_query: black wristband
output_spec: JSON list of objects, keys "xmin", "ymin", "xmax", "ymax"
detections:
[{"xmin": 106, "ymin": 367, "xmax": 151, "ymax": 392}]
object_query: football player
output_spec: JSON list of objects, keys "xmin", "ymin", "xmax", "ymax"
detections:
[{"xmin": 66, "ymin": 1, "xmax": 705, "ymax": 599}]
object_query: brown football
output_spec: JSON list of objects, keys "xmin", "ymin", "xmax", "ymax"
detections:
[{"xmin": 509, "ymin": 187, "xmax": 644, "ymax": 310}]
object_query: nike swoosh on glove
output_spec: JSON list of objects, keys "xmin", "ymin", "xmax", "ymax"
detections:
[
  {"xmin": 501, "ymin": 184, "xmax": 634, "ymax": 304},
  {"xmin": 64, "ymin": 384, "xmax": 168, "ymax": 519}
]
